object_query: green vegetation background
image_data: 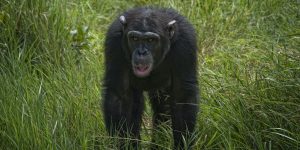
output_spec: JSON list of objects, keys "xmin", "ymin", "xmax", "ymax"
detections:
[{"xmin": 0, "ymin": 0, "xmax": 299, "ymax": 149}]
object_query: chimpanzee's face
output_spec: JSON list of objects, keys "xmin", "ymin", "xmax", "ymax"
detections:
[
  {"xmin": 120, "ymin": 15, "xmax": 176, "ymax": 78},
  {"xmin": 127, "ymin": 30, "xmax": 160, "ymax": 77}
]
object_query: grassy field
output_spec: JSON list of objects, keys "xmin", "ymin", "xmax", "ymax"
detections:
[{"xmin": 0, "ymin": 0, "xmax": 299, "ymax": 149}]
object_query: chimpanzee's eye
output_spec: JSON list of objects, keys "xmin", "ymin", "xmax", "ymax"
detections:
[
  {"xmin": 132, "ymin": 36, "xmax": 138, "ymax": 41},
  {"xmin": 148, "ymin": 38, "xmax": 154, "ymax": 42}
]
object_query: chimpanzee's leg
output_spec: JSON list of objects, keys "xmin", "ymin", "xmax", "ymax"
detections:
[
  {"xmin": 130, "ymin": 89, "xmax": 145, "ymax": 148},
  {"xmin": 103, "ymin": 88, "xmax": 144, "ymax": 150},
  {"xmin": 148, "ymin": 89, "xmax": 172, "ymax": 149}
]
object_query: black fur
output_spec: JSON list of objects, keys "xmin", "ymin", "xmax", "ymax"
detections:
[{"xmin": 103, "ymin": 7, "xmax": 199, "ymax": 149}]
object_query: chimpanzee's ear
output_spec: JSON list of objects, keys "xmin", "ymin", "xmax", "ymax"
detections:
[
  {"xmin": 119, "ymin": 15, "xmax": 126, "ymax": 26},
  {"xmin": 119, "ymin": 15, "xmax": 127, "ymax": 32},
  {"xmin": 167, "ymin": 20, "xmax": 176, "ymax": 39}
]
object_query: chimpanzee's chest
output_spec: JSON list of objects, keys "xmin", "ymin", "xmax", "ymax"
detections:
[{"xmin": 129, "ymin": 70, "xmax": 172, "ymax": 91}]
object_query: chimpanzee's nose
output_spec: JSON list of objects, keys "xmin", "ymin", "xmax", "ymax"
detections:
[{"xmin": 137, "ymin": 49, "xmax": 148, "ymax": 56}]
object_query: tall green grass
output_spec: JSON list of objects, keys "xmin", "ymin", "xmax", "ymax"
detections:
[{"xmin": 0, "ymin": 0, "xmax": 299, "ymax": 149}]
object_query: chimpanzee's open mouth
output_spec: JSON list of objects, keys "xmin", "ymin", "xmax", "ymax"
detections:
[{"xmin": 133, "ymin": 64, "xmax": 152, "ymax": 77}]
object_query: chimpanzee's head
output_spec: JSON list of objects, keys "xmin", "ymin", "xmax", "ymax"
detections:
[{"xmin": 119, "ymin": 10, "xmax": 176, "ymax": 78}]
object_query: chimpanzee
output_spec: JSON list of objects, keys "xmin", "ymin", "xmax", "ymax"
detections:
[{"xmin": 103, "ymin": 7, "xmax": 199, "ymax": 149}]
